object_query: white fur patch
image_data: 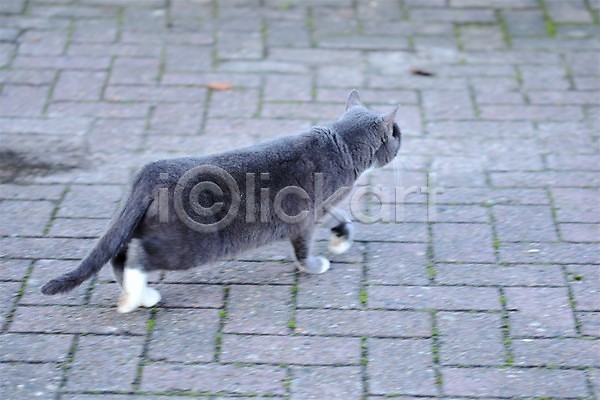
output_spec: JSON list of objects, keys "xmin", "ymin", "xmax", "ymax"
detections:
[
  {"xmin": 297, "ymin": 256, "xmax": 330, "ymax": 274},
  {"xmin": 329, "ymin": 235, "xmax": 351, "ymax": 254},
  {"xmin": 141, "ymin": 287, "xmax": 161, "ymax": 307},
  {"xmin": 117, "ymin": 268, "xmax": 148, "ymax": 313}
]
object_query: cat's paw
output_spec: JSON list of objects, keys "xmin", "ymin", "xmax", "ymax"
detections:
[
  {"xmin": 298, "ymin": 256, "xmax": 330, "ymax": 274},
  {"xmin": 329, "ymin": 235, "xmax": 352, "ymax": 254},
  {"xmin": 141, "ymin": 287, "xmax": 161, "ymax": 308},
  {"xmin": 117, "ymin": 293, "xmax": 140, "ymax": 314},
  {"xmin": 329, "ymin": 222, "xmax": 353, "ymax": 254}
]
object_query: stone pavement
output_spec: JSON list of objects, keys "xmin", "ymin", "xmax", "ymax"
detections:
[{"xmin": 0, "ymin": 0, "xmax": 599, "ymax": 398}]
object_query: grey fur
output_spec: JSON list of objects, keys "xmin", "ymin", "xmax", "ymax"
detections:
[{"xmin": 41, "ymin": 90, "xmax": 401, "ymax": 296}]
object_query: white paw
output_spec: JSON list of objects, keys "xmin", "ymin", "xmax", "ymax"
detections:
[
  {"xmin": 117, "ymin": 294, "xmax": 140, "ymax": 314},
  {"xmin": 298, "ymin": 256, "xmax": 331, "ymax": 274},
  {"xmin": 329, "ymin": 235, "xmax": 352, "ymax": 254},
  {"xmin": 316, "ymin": 256, "xmax": 331, "ymax": 274},
  {"xmin": 141, "ymin": 287, "xmax": 161, "ymax": 308}
]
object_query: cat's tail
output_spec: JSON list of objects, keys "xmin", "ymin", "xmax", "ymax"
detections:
[{"xmin": 41, "ymin": 173, "xmax": 153, "ymax": 295}]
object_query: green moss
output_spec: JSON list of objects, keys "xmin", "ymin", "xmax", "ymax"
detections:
[{"xmin": 359, "ymin": 289, "xmax": 368, "ymax": 306}]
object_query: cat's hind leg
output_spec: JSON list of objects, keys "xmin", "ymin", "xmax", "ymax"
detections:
[
  {"xmin": 326, "ymin": 208, "xmax": 354, "ymax": 254},
  {"xmin": 111, "ymin": 246, "xmax": 127, "ymax": 288},
  {"xmin": 117, "ymin": 240, "xmax": 161, "ymax": 313},
  {"xmin": 291, "ymin": 229, "xmax": 330, "ymax": 274}
]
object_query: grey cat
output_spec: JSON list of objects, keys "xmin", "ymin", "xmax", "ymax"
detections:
[{"xmin": 41, "ymin": 90, "xmax": 402, "ymax": 313}]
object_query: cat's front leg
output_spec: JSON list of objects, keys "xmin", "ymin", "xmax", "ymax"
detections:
[
  {"xmin": 326, "ymin": 208, "xmax": 354, "ymax": 254},
  {"xmin": 290, "ymin": 230, "xmax": 330, "ymax": 274}
]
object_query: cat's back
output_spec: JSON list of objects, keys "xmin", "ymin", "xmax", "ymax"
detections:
[{"xmin": 141, "ymin": 128, "xmax": 336, "ymax": 185}]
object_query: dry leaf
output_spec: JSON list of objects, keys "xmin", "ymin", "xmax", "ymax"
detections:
[
  {"xmin": 207, "ymin": 81, "xmax": 233, "ymax": 91},
  {"xmin": 410, "ymin": 67, "xmax": 435, "ymax": 77}
]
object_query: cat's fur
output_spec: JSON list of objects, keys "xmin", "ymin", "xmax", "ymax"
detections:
[{"xmin": 41, "ymin": 91, "xmax": 402, "ymax": 313}]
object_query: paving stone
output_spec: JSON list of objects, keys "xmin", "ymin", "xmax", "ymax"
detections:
[
  {"xmin": 506, "ymin": 287, "xmax": 577, "ymax": 337},
  {"xmin": 19, "ymin": 259, "xmax": 89, "ymax": 306},
  {"xmin": 442, "ymin": 367, "xmax": 589, "ymax": 397},
  {"xmin": 0, "ymin": 200, "xmax": 55, "ymax": 236},
  {"xmin": 479, "ymin": 105, "xmax": 584, "ymax": 121},
  {"xmin": 503, "ymin": 9, "xmax": 548, "ymax": 37},
  {"xmin": 0, "ymin": 85, "xmax": 48, "ymax": 117},
  {"xmin": 0, "ymin": 184, "xmax": 65, "ymax": 200},
  {"xmin": 0, "ymin": 363, "xmax": 62, "ymax": 400},
  {"xmin": 10, "ymin": 305, "xmax": 149, "ymax": 335},
  {"xmin": 262, "ymin": 102, "xmax": 343, "ymax": 120},
  {"xmin": 53, "ymin": 70, "xmax": 106, "ymax": 101},
  {"xmin": 221, "ymin": 335, "xmax": 361, "ymax": 365},
  {"xmin": 493, "ymin": 205, "xmax": 557, "ymax": 242},
  {"xmin": 352, "ymin": 222, "xmax": 428, "ymax": 242},
  {"xmin": 422, "ymin": 90, "xmax": 474, "ymax": 120},
  {"xmin": 265, "ymin": 74, "xmax": 313, "ymax": 102},
  {"xmin": 553, "ymin": 188, "xmax": 599, "ymax": 223},
  {"xmin": 438, "ymin": 312, "xmax": 504, "ymax": 366},
  {"xmin": 290, "ymin": 366, "xmax": 362, "ymax": 400},
  {"xmin": 0, "ymin": 281, "xmax": 22, "ymax": 325},
  {"xmin": 105, "ymin": 85, "xmax": 206, "ymax": 103},
  {"xmin": 433, "ymin": 223, "xmax": 495, "ymax": 263},
  {"xmin": 438, "ymin": 187, "xmax": 550, "ymax": 205},
  {"xmin": 434, "ymin": 205, "xmax": 488, "ymax": 223},
  {"xmin": 109, "ymin": 57, "xmax": 160, "ymax": 85},
  {"xmin": 49, "ymin": 102, "xmax": 149, "ymax": 119},
  {"xmin": 0, "ymin": 259, "xmax": 30, "ymax": 281},
  {"xmin": 151, "ymin": 283, "xmax": 224, "ymax": 308},
  {"xmin": 48, "ymin": 217, "xmax": 109, "ymax": 238},
  {"xmin": 546, "ymin": 0, "xmax": 594, "ymax": 23},
  {"xmin": 71, "ymin": 18, "xmax": 118, "ymax": 43},
  {"xmin": 366, "ymin": 242, "xmax": 429, "ymax": 285},
  {"xmin": 579, "ymin": 312, "xmax": 600, "ymax": 336},
  {"xmin": 65, "ymin": 335, "xmax": 143, "ymax": 391},
  {"xmin": 369, "ymin": 286, "xmax": 501, "ymax": 311},
  {"xmin": 297, "ymin": 263, "xmax": 362, "ymax": 309},
  {"xmin": 435, "ymin": 263, "xmax": 565, "ymax": 286},
  {"xmin": 141, "ymin": 362, "xmax": 286, "ymax": 394},
  {"xmin": 368, "ymin": 338, "xmax": 437, "ymax": 396},
  {"xmin": 462, "ymin": 25, "xmax": 506, "ymax": 50},
  {"xmin": 492, "ymin": 171, "xmax": 599, "ymax": 188},
  {"xmin": 218, "ymin": 30, "xmax": 263, "ymax": 60},
  {"xmin": 296, "ymin": 309, "xmax": 431, "ymax": 337},
  {"xmin": 561, "ymin": 223, "xmax": 600, "ymax": 242},
  {"xmin": 410, "ymin": 8, "xmax": 495, "ymax": 22},
  {"xmin": 148, "ymin": 308, "xmax": 219, "ymax": 362},
  {"xmin": 431, "ymin": 156, "xmax": 487, "ymax": 187},
  {"xmin": 150, "ymin": 103, "xmax": 204, "ymax": 134},
  {"xmin": 57, "ymin": 184, "xmax": 122, "ymax": 219},
  {"xmin": 209, "ymin": 89, "xmax": 259, "ymax": 118},
  {"xmin": 162, "ymin": 260, "xmax": 296, "ymax": 285},
  {"xmin": 547, "ymin": 154, "xmax": 600, "ymax": 171},
  {"xmin": 0, "ymin": 333, "xmax": 72, "ymax": 362},
  {"xmin": 225, "ymin": 284, "xmax": 292, "ymax": 335},
  {"xmin": 520, "ymin": 65, "xmax": 570, "ymax": 90},
  {"xmin": 567, "ymin": 265, "xmax": 600, "ymax": 311},
  {"xmin": 499, "ymin": 242, "xmax": 599, "ymax": 264},
  {"xmin": 513, "ymin": 338, "xmax": 599, "ymax": 367}
]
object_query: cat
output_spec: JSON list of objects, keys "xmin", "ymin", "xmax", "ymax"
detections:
[{"xmin": 41, "ymin": 90, "xmax": 402, "ymax": 313}]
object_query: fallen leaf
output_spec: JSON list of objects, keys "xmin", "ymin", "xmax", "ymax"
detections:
[
  {"xmin": 411, "ymin": 67, "xmax": 435, "ymax": 77},
  {"xmin": 207, "ymin": 81, "xmax": 233, "ymax": 91}
]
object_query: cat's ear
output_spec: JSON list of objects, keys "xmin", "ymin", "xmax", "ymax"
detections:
[
  {"xmin": 346, "ymin": 89, "xmax": 363, "ymax": 111},
  {"xmin": 383, "ymin": 105, "xmax": 399, "ymax": 132}
]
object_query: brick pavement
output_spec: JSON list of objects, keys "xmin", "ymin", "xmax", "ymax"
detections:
[{"xmin": 0, "ymin": 0, "xmax": 599, "ymax": 399}]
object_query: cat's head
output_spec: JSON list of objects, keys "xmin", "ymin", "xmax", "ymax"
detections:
[{"xmin": 339, "ymin": 90, "xmax": 401, "ymax": 169}]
